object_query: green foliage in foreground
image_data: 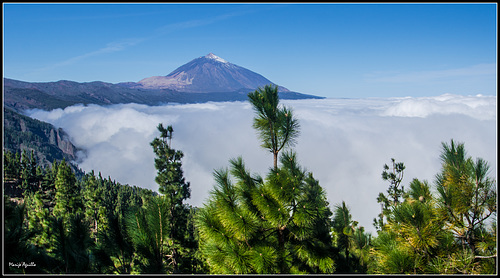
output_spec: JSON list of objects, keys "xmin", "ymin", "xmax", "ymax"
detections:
[
  {"xmin": 196, "ymin": 152, "xmax": 336, "ymax": 274},
  {"xmin": 369, "ymin": 140, "xmax": 497, "ymax": 274},
  {"xmin": 4, "ymin": 139, "xmax": 496, "ymax": 274}
]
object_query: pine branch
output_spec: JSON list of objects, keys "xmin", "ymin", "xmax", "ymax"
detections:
[{"xmin": 474, "ymin": 254, "xmax": 497, "ymax": 259}]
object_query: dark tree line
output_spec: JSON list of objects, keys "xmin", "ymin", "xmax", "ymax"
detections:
[
  {"xmin": 3, "ymin": 151, "xmax": 162, "ymax": 274},
  {"xmin": 3, "ymin": 85, "xmax": 496, "ymax": 274}
]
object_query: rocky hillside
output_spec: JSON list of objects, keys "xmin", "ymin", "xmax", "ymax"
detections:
[{"xmin": 3, "ymin": 107, "xmax": 82, "ymax": 171}]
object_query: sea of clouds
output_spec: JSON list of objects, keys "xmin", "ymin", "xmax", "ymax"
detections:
[{"xmin": 27, "ymin": 94, "xmax": 497, "ymax": 234}]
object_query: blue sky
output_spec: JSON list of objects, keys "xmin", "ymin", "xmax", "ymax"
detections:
[{"xmin": 3, "ymin": 3, "xmax": 497, "ymax": 98}]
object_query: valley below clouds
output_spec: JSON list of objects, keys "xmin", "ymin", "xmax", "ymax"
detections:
[{"xmin": 27, "ymin": 94, "xmax": 496, "ymax": 233}]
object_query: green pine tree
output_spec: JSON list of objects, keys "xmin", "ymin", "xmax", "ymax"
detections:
[
  {"xmin": 3, "ymin": 150, "xmax": 21, "ymax": 180},
  {"xmin": 332, "ymin": 201, "xmax": 371, "ymax": 273},
  {"xmin": 82, "ymin": 171, "xmax": 107, "ymax": 243},
  {"xmin": 20, "ymin": 150, "xmax": 39, "ymax": 194},
  {"xmin": 369, "ymin": 140, "xmax": 497, "ymax": 274},
  {"xmin": 50, "ymin": 212, "xmax": 93, "ymax": 273},
  {"xmin": 86, "ymin": 173, "xmax": 149, "ymax": 274},
  {"xmin": 332, "ymin": 201, "xmax": 357, "ymax": 270},
  {"xmin": 24, "ymin": 191, "xmax": 52, "ymax": 248},
  {"xmin": 150, "ymin": 124, "xmax": 193, "ymax": 272},
  {"xmin": 248, "ymin": 84, "xmax": 300, "ymax": 170},
  {"xmin": 196, "ymin": 88, "xmax": 334, "ymax": 274},
  {"xmin": 374, "ymin": 158, "xmax": 406, "ymax": 231},
  {"xmin": 53, "ymin": 160, "xmax": 83, "ymax": 224},
  {"xmin": 196, "ymin": 152, "xmax": 335, "ymax": 274},
  {"xmin": 369, "ymin": 178, "xmax": 448, "ymax": 274},
  {"xmin": 125, "ymin": 124, "xmax": 196, "ymax": 273},
  {"xmin": 126, "ymin": 195, "xmax": 171, "ymax": 273},
  {"xmin": 434, "ymin": 139, "xmax": 497, "ymax": 273},
  {"xmin": 4, "ymin": 195, "xmax": 58, "ymax": 274}
]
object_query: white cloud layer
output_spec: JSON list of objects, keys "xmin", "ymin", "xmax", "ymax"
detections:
[{"xmin": 26, "ymin": 94, "xmax": 497, "ymax": 234}]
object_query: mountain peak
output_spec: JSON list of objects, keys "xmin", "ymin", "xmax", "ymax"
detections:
[
  {"xmin": 135, "ymin": 53, "xmax": 291, "ymax": 93},
  {"xmin": 203, "ymin": 53, "xmax": 227, "ymax": 63}
]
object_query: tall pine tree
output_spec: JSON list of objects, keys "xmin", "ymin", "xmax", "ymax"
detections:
[
  {"xmin": 332, "ymin": 201, "xmax": 357, "ymax": 270},
  {"xmin": 434, "ymin": 140, "xmax": 497, "ymax": 272},
  {"xmin": 53, "ymin": 160, "xmax": 83, "ymax": 223},
  {"xmin": 369, "ymin": 140, "xmax": 497, "ymax": 274},
  {"xmin": 150, "ymin": 124, "xmax": 190, "ymax": 203},
  {"xmin": 126, "ymin": 123, "xmax": 196, "ymax": 273},
  {"xmin": 248, "ymin": 84, "xmax": 300, "ymax": 170},
  {"xmin": 196, "ymin": 152, "xmax": 335, "ymax": 274},
  {"xmin": 196, "ymin": 89, "xmax": 334, "ymax": 274}
]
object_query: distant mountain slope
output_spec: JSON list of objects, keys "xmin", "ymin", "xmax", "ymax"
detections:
[
  {"xmin": 4, "ymin": 78, "xmax": 321, "ymax": 112},
  {"xmin": 133, "ymin": 53, "xmax": 290, "ymax": 93},
  {"xmin": 3, "ymin": 78, "xmax": 176, "ymax": 112},
  {"xmin": 3, "ymin": 53, "xmax": 323, "ymax": 112}
]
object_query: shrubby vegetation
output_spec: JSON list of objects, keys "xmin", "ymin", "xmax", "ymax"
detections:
[
  {"xmin": 3, "ymin": 85, "xmax": 496, "ymax": 274},
  {"xmin": 369, "ymin": 141, "xmax": 497, "ymax": 274}
]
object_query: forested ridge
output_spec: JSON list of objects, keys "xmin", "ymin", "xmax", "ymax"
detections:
[{"xmin": 3, "ymin": 85, "xmax": 497, "ymax": 274}]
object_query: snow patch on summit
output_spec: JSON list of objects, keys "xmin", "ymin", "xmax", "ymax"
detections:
[{"xmin": 204, "ymin": 53, "xmax": 228, "ymax": 63}]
